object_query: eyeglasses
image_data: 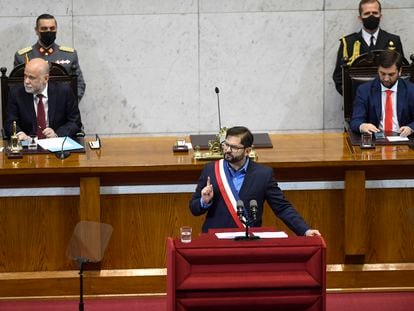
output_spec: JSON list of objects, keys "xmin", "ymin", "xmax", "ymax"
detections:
[{"xmin": 221, "ymin": 141, "xmax": 245, "ymax": 152}]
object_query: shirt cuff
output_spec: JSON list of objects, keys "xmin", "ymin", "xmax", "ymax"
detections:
[{"xmin": 200, "ymin": 198, "xmax": 212, "ymax": 209}]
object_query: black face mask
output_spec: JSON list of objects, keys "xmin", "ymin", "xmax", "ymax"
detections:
[
  {"xmin": 362, "ymin": 15, "xmax": 380, "ymax": 31},
  {"xmin": 39, "ymin": 31, "xmax": 56, "ymax": 47}
]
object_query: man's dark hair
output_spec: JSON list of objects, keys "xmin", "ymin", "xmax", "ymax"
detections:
[
  {"xmin": 36, "ymin": 14, "xmax": 57, "ymax": 29},
  {"xmin": 359, "ymin": 0, "xmax": 381, "ymax": 16},
  {"xmin": 226, "ymin": 126, "xmax": 254, "ymax": 148},
  {"xmin": 378, "ymin": 49, "xmax": 403, "ymax": 71}
]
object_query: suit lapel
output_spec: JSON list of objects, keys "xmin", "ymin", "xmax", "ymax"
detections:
[
  {"xmin": 375, "ymin": 29, "xmax": 386, "ymax": 49},
  {"xmin": 396, "ymin": 80, "xmax": 405, "ymax": 122},
  {"xmin": 47, "ymin": 82, "xmax": 56, "ymax": 126},
  {"xmin": 23, "ymin": 91, "xmax": 37, "ymax": 133},
  {"xmin": 356, "ymin": 31, "xmax": 369, "ymax": 52},
  {"xmin": 372, "ymin": 79, "xmax": 383, "ymax": 122}
]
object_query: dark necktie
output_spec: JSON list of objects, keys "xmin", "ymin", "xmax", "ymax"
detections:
[
  {"xmin": 369, "ymin": 35, "xmax": 375, "ymax": 49},
  {"xmin": 36, "ymin": 94, "xmax": 46, "ymax": 139}
]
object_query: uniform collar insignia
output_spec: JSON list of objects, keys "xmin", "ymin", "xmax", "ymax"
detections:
[{"xmin": 39, "ymin": 46, "xmax": 54, "ymax": 55}]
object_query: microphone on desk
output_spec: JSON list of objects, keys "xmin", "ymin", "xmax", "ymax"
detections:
[
  {"xmin": 249, "ymin": 200, "xmax": 258, "ymax": 223},
  {"xmin": 55, "ymin": 136, "xmax": 71, "ymax": 159},
  {"xmin": 236, "ymin": 200, "xmax": 245, "ymax": 221},
  {"xmin": 234, "ymin": 199, "xmax": 260, "ymax": 241},
  {"xmin": 215, "ymin": 87, "xmax": 222, "ymax": 131}
]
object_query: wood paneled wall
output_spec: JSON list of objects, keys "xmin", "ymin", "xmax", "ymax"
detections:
[{"xmin": 1, "ymin": 187, "xmax": 413, "ymax": 297}]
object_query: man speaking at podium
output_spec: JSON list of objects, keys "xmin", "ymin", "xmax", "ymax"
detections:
[
  {"xmin": 5, "ymin": 58, "xmax": 82, "ymax": 140},
  {"xmin": 189, "ymin": 126, "xmax": 321, "ymax": 236}
]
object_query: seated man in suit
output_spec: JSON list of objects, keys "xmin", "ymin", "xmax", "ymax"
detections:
[
  {"xmin": 189, "ymin": 126, "xmax": 321, "ymax": 236},
  {"xmin": 5, "ymin": 58, "xmax": 82, "ymax": 140},
  {"xmin": 350, "ymin": 49, "xmax": 414, "ymax": 137}
]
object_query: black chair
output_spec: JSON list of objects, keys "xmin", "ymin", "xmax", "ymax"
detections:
[
  {"xmin": 342, "ymin": 50, "xmax": 414, "ymax": 130},
  {"xmin": 0, "ymin": 62, "xmax": 80, "ymax": 139}
]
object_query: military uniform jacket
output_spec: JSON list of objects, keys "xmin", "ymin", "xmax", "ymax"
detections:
[
  {"xmin": 332, "ymin": 29, "xmax": 405, "ymax": 95},
  {"xmin": 14, "ymin": 42, "xmax": 86, "ymax": 102}
]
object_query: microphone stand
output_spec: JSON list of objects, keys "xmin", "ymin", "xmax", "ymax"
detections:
[
  {"xmin": 77, "ymin": 257, "xmax": 88, "ymax": 311},
  {"xmin": 55, "ymin": 136, "xmax": 71, "ymax": 159},
  {"xmin": 235, "ymin": 218, "xmax": 260, "ymax": 241},
  {"xmin": 215, "ymin": 87, "xmax": 222, "ymax": 131}
]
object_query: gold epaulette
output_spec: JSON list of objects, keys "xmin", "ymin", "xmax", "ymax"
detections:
[
  {"xmin": 17, "ymin": 46, "xmax": 32, "ymax": 56},
  {"xmin": 59, "ymin": 46, "xmax": 75, "ymax": 53},
  {"xmin": 347, "ymin": 40, "xmax": 361, "ymax": 65},
  {"xmin": 341, "ymin": 36, "xmax": 349, "ymax": 61}
]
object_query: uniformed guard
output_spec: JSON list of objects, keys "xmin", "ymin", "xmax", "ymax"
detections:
[
  {"xmin": 14, "ymin": 13, "xmax": 86, "ymax": 102},
  {"xmin": 332, "ymin": 0, "xmax": 406, "ymax": 95}
]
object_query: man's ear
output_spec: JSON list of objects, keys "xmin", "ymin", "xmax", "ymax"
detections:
[{"xmin": 245, "ymin": 147, "xmax": 252, "ymax": 155}]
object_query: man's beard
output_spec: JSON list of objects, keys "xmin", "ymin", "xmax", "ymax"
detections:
[
  {"xmin": 381, "ymin": 80, "xmax": 397, "ymax": 89},
  {"xmin": 224, "ymin": 151, "xmax": 245, "ymax": 163},
  {"xmin": 24, "ymin": 85, "xmax": 35, "ymax": 94}
]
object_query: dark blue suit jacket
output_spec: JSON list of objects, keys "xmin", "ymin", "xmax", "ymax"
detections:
[
  {"xmin": 5, "ymin": 81, "xmax": 82, "ymax": 138},
  {"xmin": 189, "ymin": 160, "xmax": 310, "ymax": 235},
  {"xmin": 350, "ymin": 78, "xmax": 414, "ymax": 133}
]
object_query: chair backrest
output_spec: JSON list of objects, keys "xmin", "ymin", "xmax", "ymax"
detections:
[
  {"xmin": 0, "ymin": 62, "xmax": 78, "ymax": 138},
  {"xmin": 342, "ymin": 50, "xmax": 414, "ymax": 128}
]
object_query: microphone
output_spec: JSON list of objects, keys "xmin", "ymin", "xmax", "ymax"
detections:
[
  {"xmin": 55, "ymin": 136, "xmax": 71, "ymax": 159},
  {"xmin": 236, "ymin": 200, "xmax": 244, "ymax": 221},
  {"xmin": 234, "ymin": 199, "xmax": 260, "ymax": 241},
  {"xmin": 215, "ymin": 87, "xmax": 222, "ymax": 130},
  {"xmin": 249, "ymin": 200, "xmax": 258, "ymax": 222}
]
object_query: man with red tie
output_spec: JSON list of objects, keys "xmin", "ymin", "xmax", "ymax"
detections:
[
  {"xmin": 350, "ymin": 49, "xmax": 414, "ymax": 137},
  {"xmin": 5, "ymin": 58, "xmax": 82, "ymax": 140}
]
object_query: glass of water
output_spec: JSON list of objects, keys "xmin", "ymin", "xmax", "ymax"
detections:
[
  {"xmin": 28, "ymin": 135, "xmax": 38, "ymax": 150},
  {"xmin": 180, "ymin": 226, "xmax": 192, "ymax": 243}
]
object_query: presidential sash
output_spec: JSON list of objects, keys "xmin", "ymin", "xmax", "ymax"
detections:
[{"xmin": 214, "ymin": 159, "xmax": 245, "ymax": 228}]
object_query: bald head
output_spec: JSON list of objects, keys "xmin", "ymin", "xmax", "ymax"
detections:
[{"xmin": 24, "ymin": 58, "xmax": 50, "ymax": 94}]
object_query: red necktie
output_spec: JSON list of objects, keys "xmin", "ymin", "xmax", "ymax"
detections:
[
  {"xmin": 384, "ymin": 90, "xmax": 393, "ymax": 133},
  {"xmin": 36, "ymin": 94, "xmax": 46, "ymax": 139}
]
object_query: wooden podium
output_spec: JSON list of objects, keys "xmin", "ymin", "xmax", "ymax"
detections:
[{"xmin": 166, "ymin": 232, "xmax": 326, "ymax": 311}]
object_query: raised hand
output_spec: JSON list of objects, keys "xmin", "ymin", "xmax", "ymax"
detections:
[{"xmin": 201, "ymin": 176, "xmax": 214, "ymax": 204}]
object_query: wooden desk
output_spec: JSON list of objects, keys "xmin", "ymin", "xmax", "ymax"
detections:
[{"xmin": 0, "ymin": 133, "xmax": 413, "ymax": 297}]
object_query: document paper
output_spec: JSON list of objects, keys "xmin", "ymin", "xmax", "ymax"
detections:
[
  {"xmin": 37, "ymin": 137, "xmax": 83, "ymax": 152},
  {"xmin": 386, "ymin": 136, "xmax": 409, "ymax": 142},
  {"xmin": 215, "ymin": 231, "xmax": 288, "ymax": 239}
]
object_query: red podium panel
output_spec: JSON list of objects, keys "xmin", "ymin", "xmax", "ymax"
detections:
[{"xmin": 167, "ymin": 233, "xmax": 326, "ymax": 311}]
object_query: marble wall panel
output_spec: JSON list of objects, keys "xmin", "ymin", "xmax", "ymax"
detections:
[
  {"xmin": 0, "ymin": 0, "xmax": 71, "ymax": 16},
  {"xmin": 0, "ymin": 1, "xmax": 413, "ymax": 134},
  {"xmin": 326, "ymin": 0, "xmax": 414, "ymax": 10},
  {"xmin": 73, "ymin": 0, "xmax": 197, "ymax": 15},
  {"xmin": 75, "ymin": 14, "xmax": 199, "ymax": 135},
  {"xmin": 199, "ymin": 11, "xmax": 324, "ymax": 132},
  {"xmin": 200, "ymin": 0, "xmax": 323, "ymax": 13}
]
